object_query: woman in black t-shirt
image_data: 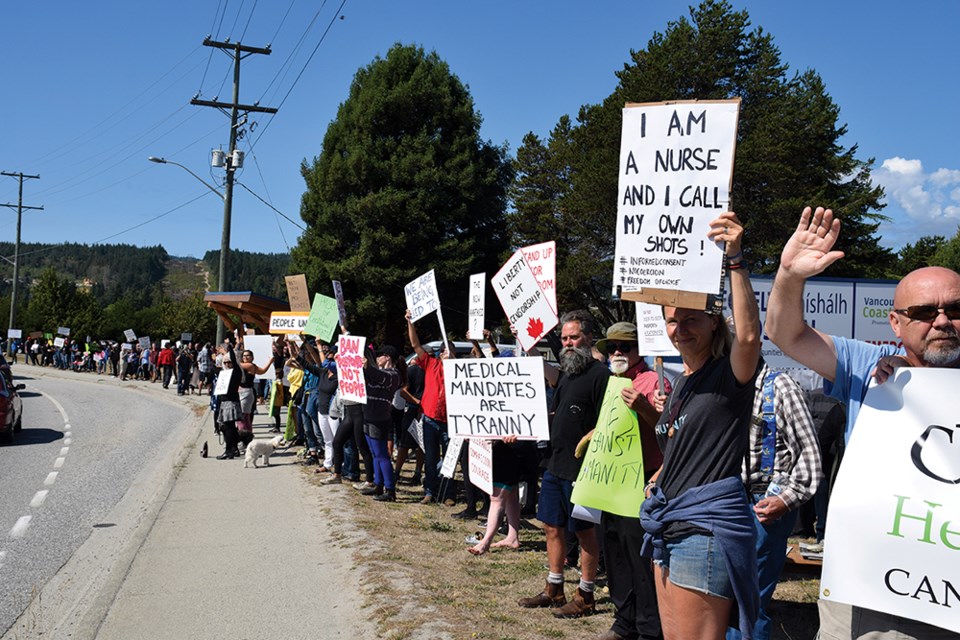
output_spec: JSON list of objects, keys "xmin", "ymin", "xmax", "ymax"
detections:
[{"xmin": 645, "ymin": 212, "xmax": 761, "ymax": 640}]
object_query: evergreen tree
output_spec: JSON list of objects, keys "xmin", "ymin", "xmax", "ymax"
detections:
[
  {"xmin": 292, "ymin": 43, "xmax": 513, "ymax": 344},
  {"xmin": 894, "ymin": 235, "xmax": 947, "ymax": 278},
  {"xmin": 509, "ymin": 0, "xmax": 892, "ymax": 319}
]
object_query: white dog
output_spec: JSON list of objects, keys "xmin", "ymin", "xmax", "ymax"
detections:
[{"xmin": 244, "ymin": 435, "xmax": 285, "ymax": 468}]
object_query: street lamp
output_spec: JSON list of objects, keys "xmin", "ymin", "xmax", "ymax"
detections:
[{"xmin": 148, "ymin": 155, "xmax": 230, "ymax": 344}]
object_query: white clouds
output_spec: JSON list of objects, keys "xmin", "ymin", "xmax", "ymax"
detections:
[{"xmin": 872, "ymin": 157, "xmax": 960, "ymax": 247}]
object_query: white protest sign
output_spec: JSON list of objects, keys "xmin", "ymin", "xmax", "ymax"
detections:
[
  {"xmin": 444, "ymin": 357, "xmax": 549, "ymax": 440},
  {"xmin": 441, "ymin": 435, "xmax": 464, "ymax": 479},
  {"xmin": 121, "ymin": 342, "xmax": 133, "ymax": 350},
  {"xmin": 492, "ymin": 249, "xmax": 558, "ymax": 352},
  {"xmin": 468, "ymin": 439, "xmax": 493, "ymax": 495},
  {"xmin": 53, "ymin": 337, "xmax": 65, "ymax": 348},
  {"xmin": 7, "ymin": 329, "xmax": 21, "ymax": 339},
  {"xmin": 614, "ymin": 100, "xmax": 739, "ymax": 295},
  {"xmin": 854, "ymin": 282, "xmax": 901, "ymax": 349},
  {"xmin": 332, "ymin": 280, "xmax": 347, "ymax": 327},
  {"xmin": 124, "ymin": 329, "xmax": 137, "ymax": 341},
  {"xmin": 521, "ymin": 241, "xmax": 557, "ymax": 313},
  {"xmin": 820, "ymin": 368, "xmax": 960, "ymax": 634},
  {"xmin": 58, "ymin": 326, "xmax": 71, "ymax": 336},
  {"xmin": 213, "ymin": 369, "xmax": 231, "ymax": 396},
  {"xmin": 468, "ymin": 273, "xmax": 486, "ymax": 340},
  {"xmin": 138, "ymin": 336, "xmax": 151, "ymax": 350},
  {"xmin": 244, "ymin": 335, "xmax": 276, "ymax": 380},
  {"xmin": 269, "ymin": 312, "xmax": 309, "ymax": 335},
  {"xmin": 337, "ymin": 335, "xmax": 367, "ymax": 403},
  {"xmin": 407, "ymin": 416, "xmax": 425, "ymax": 452},
  {"xmin": 636, "ymin": 302, "xmax": 679, "ymax": 356},
  {"xmin": 405, "ymin": 269, "xmax": 440, "ymax": 322}
]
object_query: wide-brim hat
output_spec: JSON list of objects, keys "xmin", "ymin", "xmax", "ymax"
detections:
[{"xmin": 594, "ymin": 321, "xmax": 638, "ymax": 354}]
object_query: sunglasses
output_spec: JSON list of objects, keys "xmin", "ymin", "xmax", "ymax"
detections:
[
  {"xmin": 604, "ymin": 341, "xmax": 636, "ymax": 355},
  {"xmin": 894, "ymin": 302, "xmax": 960, "ymax": 323}
]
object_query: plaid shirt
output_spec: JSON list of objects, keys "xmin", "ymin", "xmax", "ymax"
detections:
[{"xmin": 741, "ymin": 364, "xmax": 822, "ymax": 511}]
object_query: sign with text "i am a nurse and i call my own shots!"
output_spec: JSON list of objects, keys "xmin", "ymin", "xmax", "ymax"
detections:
[{"xmin": 614, "ymin": 100, "xmax": 739, "ymax": 296}]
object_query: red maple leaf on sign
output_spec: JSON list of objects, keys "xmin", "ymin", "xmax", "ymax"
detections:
[{"xmin": 526, "ymin": 317, "xmax": 544, "ymax": 339}]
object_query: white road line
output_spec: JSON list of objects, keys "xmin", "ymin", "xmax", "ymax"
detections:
[
  {"xmin": 59, "ymin": 447, "xmax": 69, "ymax": 456},
  {"xmin": 30, "ymin": 490, "xmax": 49, "ymax": 508},
  {"xmin": 64, "ymin": 438, "xmax": 72, "ymax": 445},
  {"xmin": 44, "ymin": 472, "xmax": 58, "ymax": 486},
  {"xmin": 53, "ymin": 457, "xmax": 65, "ymax": 469},
  {"xmin": 10, "ymin": 516, "xmax": 32, "ymax": 538}
]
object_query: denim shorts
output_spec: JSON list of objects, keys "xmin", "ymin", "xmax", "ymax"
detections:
[
  {"xmin": 536, "ymin": 471, "xmax": 594, "ymax": 532},
  {"xmin": 658, "ymin": 533, "xmax": 733, "ymax": 599}
]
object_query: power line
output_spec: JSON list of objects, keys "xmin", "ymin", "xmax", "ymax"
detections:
[
  {"xmin": 235, "ymin": 180, "xmax": 305, "ymax": 231},
  {"xmin": 249, "ymin": 0, "xmax": 347, "ymax": 153}
]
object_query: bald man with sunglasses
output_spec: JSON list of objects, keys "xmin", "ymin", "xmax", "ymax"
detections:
[{"xmin": 765, "ymin": 206, "xmax": 960, "ymax": 640}]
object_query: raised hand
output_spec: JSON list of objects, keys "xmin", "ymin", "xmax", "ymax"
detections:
[{"xmin": 780, "ymin": 207, "xmax": 845, "ymax": 279}]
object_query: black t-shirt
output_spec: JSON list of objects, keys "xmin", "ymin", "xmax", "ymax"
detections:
[
  {"xmin": 655, "ymin": 355, "xmax": 756, "ymax": 509},
  {"xmin": 547, "ymin": 359, "xmax": 610, "ymax": 481},
  {"xmin": 405, "ymin": 363, "xmax": 425, "ymax": 406}
]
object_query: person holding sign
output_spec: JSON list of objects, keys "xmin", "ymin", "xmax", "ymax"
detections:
[
  {"xmin": 214, "ymin": 343, "xmax": 244, "ymax": 460},
  {"xmin": 640, "ymin": 211, "xmax": 761, "ymax": 640},
  {"xmin": 765, "ymin": 206, "xmax": 960, "ymax": 640},
  {"xmin": 517, "ymin": 310, "xmax": 608, "ymax": 619},
  {"xmin": 577, "ymin": 321, "xmax": 671, "ymax": 640},
  {"xmin": 359, "ymin": 344, "xmax": 403, "ymax": 502}
]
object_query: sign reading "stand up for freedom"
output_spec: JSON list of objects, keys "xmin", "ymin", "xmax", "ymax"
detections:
[{"xmin": 614, "ymin": 99, "xmax": 739, "ymax": 303}]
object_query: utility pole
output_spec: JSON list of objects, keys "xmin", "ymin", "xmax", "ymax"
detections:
[
  {"xmin": 1, "ymin": 171, "xmax": 43, "ymax": 338},
  {"xmin": 191, "ymin": 38, "xmax": 277, "ymax": 345}
]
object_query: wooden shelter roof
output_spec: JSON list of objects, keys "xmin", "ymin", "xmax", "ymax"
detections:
[{"xmin": 203, "ymin": 291, "xmax": 289, "ymax": 335}]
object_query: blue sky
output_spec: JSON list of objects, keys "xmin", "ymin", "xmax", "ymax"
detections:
[{"xmin": 1, "ymin": 1, "xmax": 958, "ymax": 261}]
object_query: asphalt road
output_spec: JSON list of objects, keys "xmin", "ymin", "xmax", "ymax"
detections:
[{"xmin": 0, "ymin": 369, "xmax": 197, "ymax": 636}]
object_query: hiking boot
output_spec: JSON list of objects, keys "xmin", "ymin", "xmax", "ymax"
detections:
[
  {"xmin": 552, "ymin": 588, "xmax": 595, "ymax": 618},
  {"xmin": 420, "ymin": 494, "xmax": 435, "ymax": 505},
  {"xmin": 374, "ymin": 489, "xmax": 396, "ymax": 502},
  {"xmin": 517, "ymin": 580, "xmax": 566, "ymax": 608}
]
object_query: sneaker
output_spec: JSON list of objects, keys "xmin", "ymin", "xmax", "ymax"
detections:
[
  {"xmin": 451, "ymin": 509, "xmax": 478, "ymax": 520},
  {"xmin": 354, "ymin": 481, "xmax": 376, "ymax": 491},
  {"xmin": 374, "ymin": 489, "xmax": 396, "ymax": 502},
  {"xmin": 360, "ymin": 485, "xmax": 383, "ymax": 496},
  {"xmin": 552, "ymin": 588, "xmax": 595, "ymax": 618},
  {"xmin": 321, "ymin": 475, "xmax": 342, "ymax": 485}
]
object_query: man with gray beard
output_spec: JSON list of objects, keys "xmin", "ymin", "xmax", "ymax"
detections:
[
  {"xmin": 766, "ymin": 207, "xmax": 960, "ymax": 640},
  {"xmin": 576, "ymin": 322, "xmax": 669, "ymax": 640},
  {"xmin": 518, "ymin": 310, "xmax": 609, "ymax": 618}
]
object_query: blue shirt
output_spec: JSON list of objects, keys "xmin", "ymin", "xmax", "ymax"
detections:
[{"xmin": 823, "ymin": 336, "xmax": 901, "ymax": 444}]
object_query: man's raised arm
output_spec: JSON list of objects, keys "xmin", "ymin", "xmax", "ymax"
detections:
[{"xmin": 765, "ymin": 206, "xmax": 845, "ymax": 382}]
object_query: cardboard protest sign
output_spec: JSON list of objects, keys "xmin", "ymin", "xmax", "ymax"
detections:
[
  {"xmin": 7, "ymin": 329, "xmax": 21, "ymax": 339},
  {"xmin": 124, "ymin": 329, "xmax": 137, "ymax": 341},
  {"xmin": 213, "ymin": 368, "xmax": 231, "ymax": 396},
  {"xmin": 302, "ymin": 294, "xmax": 339, "ymax": 342},
  {"xmin": 138, "ymin": 336, "xmax": 151, "ymax": 350},
  {"xmin": 58, "ymin": 327, "xmax": 71, "ymax": 336},
  {"xmin": 615, "ymin": 99, "xmax": 740, "ymax": 309},
  {"xmin": 269, "ymin": 311, "xmax": 309, "ymax": 335},
  {"xmin": 441, "ymin": 435, "xmax": 464, "ymax": 479},
  {"xmin": 636, "ymin": 302, "xmax": 679, "ymax": 356},
  {"xmin": 405, "ymin": 269, "xmax": 440, "ymax": 322},
  {"xmin": 521, "ymin": 241, "xmax": 557, "ymax": 313},
  {"xmin": 820, "ymin": 368, "xmax": 960, "ymax": 634},
  {"xmin": 468, "ymin": 439, "xmax": 494, "ymax": 495},
  {"xmin": 336, "ymin": 335, "xmax": 367, "ymax": 403},
  {"xmin": 332, "ymin": 280, "xmax": 347, "ymax": 327},
  {"xmin": 244, "ymin": 335, "xmax": 276, "ymax": 380},
  {"xmin": 29, "ymin": 331, "xmax": 43, "ymax": 339},
  {"xmin": 407, "ymin": 416, "xmax": 425, "ymax": 452},
  {"xmin": 571, "ymin": 378, "xmax": 645, "ymax": 517},
  {"xmin": 467, "ymin": 273, "xmax": 485, "ymax": 340},
  {"xmin": 444, "ymin": 357, "xmax": 549, "ymax": 440},
  {"xmin": 285, "ymin": 274, "xmax": 311, "ymax": 312},
  {"xmin": 492, "ymin": 249, "xmax": 558, "ymax": 353}
]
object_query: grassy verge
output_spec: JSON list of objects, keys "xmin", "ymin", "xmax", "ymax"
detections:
[{"xmin": 304, "ymin": 463, "xmax": 820, "ymax": 640}]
